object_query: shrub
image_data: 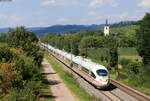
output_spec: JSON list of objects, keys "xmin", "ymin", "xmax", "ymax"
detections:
[
  {"xmin": 2, "ymin": 88, "xmax": 37, "ymax": 101},
  {"xmin": 127, "ymin": 61, "xmax": 142, "ymax": 74},
  {"xmin": 119, "ymin": 58, "xmax": 132, "ymax": 66}
]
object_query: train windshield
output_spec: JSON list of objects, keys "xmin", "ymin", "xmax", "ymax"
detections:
[{"xmin": 96, "ymin": 69, "xmax": 107, "ymax": 76}]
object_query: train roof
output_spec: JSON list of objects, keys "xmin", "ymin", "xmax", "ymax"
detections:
[{"xmin": 42, "ymin": 43, "xmax": 108, "ymax": 72}]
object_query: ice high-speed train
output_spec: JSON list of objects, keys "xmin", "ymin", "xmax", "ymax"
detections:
[{"xmin": 42, "ymin": 43, "xmax": 109, "ymax": 88}]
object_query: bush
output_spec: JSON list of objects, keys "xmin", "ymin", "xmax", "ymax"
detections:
[
  {"xmin": 0, "ymin": 47, "xmax": 16, "ymax": 62},
  {"xmin": 138, "ymin": 66, "xmax": 150, "ymax": 88},
  {"xmin": 2, "ymin": 88, "xmax": 37, "ymax": 101},
  {"xmin": 0, "ymin": 27, "xmax": 43, "ymax": 101},
  {"xmin": 119, "ymin": 58, "xmax": 132, "ymax": 66},
  {"xmin": 127, "ymin": 61, "xmax": 142, "ymax": 74}
]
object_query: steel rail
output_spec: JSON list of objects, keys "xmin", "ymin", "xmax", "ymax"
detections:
[{"xmin": 110, "ymin": 79, "xmax": 150, "ymax": 101}]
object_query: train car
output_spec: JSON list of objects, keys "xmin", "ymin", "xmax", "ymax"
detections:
[{"xmin": 41, "ymin": 43, "xmax": 109, "ymax": 89}]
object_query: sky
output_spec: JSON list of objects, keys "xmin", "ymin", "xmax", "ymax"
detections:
[{"xmin": 0, "ymin": 0, "xmax": 150, "ymax": 28}]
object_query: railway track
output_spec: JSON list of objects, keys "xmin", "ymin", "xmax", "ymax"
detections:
[
  {"xmin": 45, "ymin": 48, "xmax": 150, "ymax": 101},
  {"xmin": 100, "ymin": 91, "xmax": 123, "ymax": 101},
  {"xmin": 110, "ymin": 79, "xmax": 150, "ymax": 101}
]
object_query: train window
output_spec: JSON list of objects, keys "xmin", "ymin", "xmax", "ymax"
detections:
[
  {"xmin": 82, "ymin": 67, "xmax": 89, "ymax": 74},
  {"xmin": 96, "ymin": 69, "xmax": 107, "ymax": 76},
  {"xmin": 90, "ymin": 72, "xmax": 96, "ymax": 79}
]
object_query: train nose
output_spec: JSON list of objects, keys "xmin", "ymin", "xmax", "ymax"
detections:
[{"xmin": 100, "ymin": 78, "xmax": 108, "ymax": 82}]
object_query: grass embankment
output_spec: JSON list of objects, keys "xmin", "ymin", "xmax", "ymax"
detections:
[{"xmin": 45, "ymin": 54, "xmax": 97, "ymax": 101}]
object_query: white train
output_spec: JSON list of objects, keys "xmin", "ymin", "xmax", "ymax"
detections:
[{"xmin": 42, "ymin": 43, "xmax": 109, "ymax": 89}]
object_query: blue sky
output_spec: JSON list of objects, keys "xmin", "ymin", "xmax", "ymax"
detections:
[{"xmin": 0, "ymin": 0, "xmax": 150, "ymax": 27}]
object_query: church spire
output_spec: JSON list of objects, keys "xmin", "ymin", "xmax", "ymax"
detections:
[
  {"xmin": 105, "ymin": 19, "xmax": 108, "ymax": 26},
  {"xmin": 104, "ymin": 19, "xmax": 110, "ymax": 36}
]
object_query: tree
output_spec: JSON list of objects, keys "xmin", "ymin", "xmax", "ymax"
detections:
[
  {"xmin": 8, "ymin": 26, "xmax": 38, "ymax": 55},
  {"xmin": 7, "ymin": 27, "xmax": 43, "ymax": 67},
  {"xmin": 104, "ymin": 36, "xmax": 118, "ymax": 67},
  {"xmin": 136, "ymin": 13, "xmax": 150, "ymax": 65}
]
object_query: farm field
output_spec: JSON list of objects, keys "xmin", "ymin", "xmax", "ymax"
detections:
[{"xmin": 87, "ymin": 47, "xmax": 142, "ymax": 64}]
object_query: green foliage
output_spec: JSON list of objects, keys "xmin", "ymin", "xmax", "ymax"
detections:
[
  {"xmin": 79, "ymin": 36, "xmax": 103, "ymax": 57},
  {"xmin": 109, "ymin": 47, "xmax": 118, "ymax": 67},
  {"xmin": 103, "ymin": 36, "xmax": 118, "ymax": 67},
  {"xmin": 79, "ymin": 36, "xmax": 103, "ymax": 49},
  {"xmin": 119, "ymin": 58, "xmax": 132, "ymax": 66},
  {"xmin": 126, "ymin": 61, "xmax": 142, "ymax": 74},
  {"xmin": 136, "ymin": 13, "xmax": 150, "ymax": 65},
  {"xmin": 0, "ymin": 46, "xmax": 16, "ymax": 62},
  {"xmin": 3, "ymin": 87, "xmax": 37, "ymax": 101},
  {"xmin": 0, "ymin": 34, "xmax": 8, "ymax": 43},
  {"xmin": 0, "ymin": 26, "xmax": 44, "ymax": 101},
  {"xmin": 118, "ymin": 48, "xmax": 138, "ymax": 56},
  {"xmin": 110, "ymin": 21, "xmax": 139, "ymax": 28},
  {"xmin": 7, "ymin": 26, "xmax": 43, "ymax": 67},
  {"xmin": 8, "ymin": 27, "xmax": 38, "ymax": 48},
  {"xmin": 0, "ymin": 46, "xmax": 42, "ymax": 94}
]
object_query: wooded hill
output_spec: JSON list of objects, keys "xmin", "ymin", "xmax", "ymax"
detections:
[{"xmin": 0, "ymin": 21, "xmax": 139, "ymax": 35}]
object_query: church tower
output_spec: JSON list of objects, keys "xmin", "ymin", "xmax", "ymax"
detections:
[{"xmin": 104, "ymin": 19, "xmax": 109, "ymax": 36}]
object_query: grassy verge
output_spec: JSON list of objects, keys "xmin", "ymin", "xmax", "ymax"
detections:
[
  {"xmin": 45, "ymin": 54, "xmax": 97, "ymax": 101},
  {"xmin": 110, "ymin": 73, "xmax": 150, "ymax": 95}
]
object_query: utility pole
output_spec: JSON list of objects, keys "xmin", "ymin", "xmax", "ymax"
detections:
[
  {"xmin": 70, "ymin": 39, "xmax": 73, "ymax": 67},
  {"xmin": 85, "ymin": 42, "xmax": 87, "ymax": 58}
]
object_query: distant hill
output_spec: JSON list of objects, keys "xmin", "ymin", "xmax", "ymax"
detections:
[
  {"xmin": 0, "ymin": 21, "xmax": 139, "ymax": 35},
  {"xmin": 0, "ymin": 24, "xmax": 104, "ymax": 35},
  {"xmin": 0, "ymin": 28, "xmax": 10, "ymax": 34},
  {"xmin": 110, "ymin": 21, "xmax": 139, "ymax": 35},
  {"xmin": 30, "ymin": 24, "xmax": 104, "ymax": 35}
]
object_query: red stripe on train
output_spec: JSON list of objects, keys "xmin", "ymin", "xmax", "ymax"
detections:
[{"xmin": 76, "ymin": 68, "xmax": 108, "ymax": 87}]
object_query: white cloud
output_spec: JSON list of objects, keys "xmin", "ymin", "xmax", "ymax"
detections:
[
  {"xmin": 89, "ymin": 0, "xmax": 103, "ymax": 8},
  {"xmin": 138, "ymin": 0, "xmax": 150, "ymax": 7},
  {"xmin": 57, "ymin": 18, "xmax": 71, "ymax": 22},
  {"xmin": 88, "ymin": 11, "xmax": 98, "ymax": 16},
  {"xmin": 89, "ymin": 0, "xmax": 118, "ymax": 8},
  {"xmin": 41, "ymin": 0, "xmax": 81, "ymax": 6},
  {"xmin": 41, "ymin": 0, "xmax": 56, "ymax": 6}
]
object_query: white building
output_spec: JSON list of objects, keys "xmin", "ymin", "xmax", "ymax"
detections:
[{"xmin": 104, "ymin": 20, "xmax": 109, "ymax": 36}]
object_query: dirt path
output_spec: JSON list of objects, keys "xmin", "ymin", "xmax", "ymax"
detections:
[{"xmin": 42, "ymin": 58, "xmax": 78, "ymax": 101}]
